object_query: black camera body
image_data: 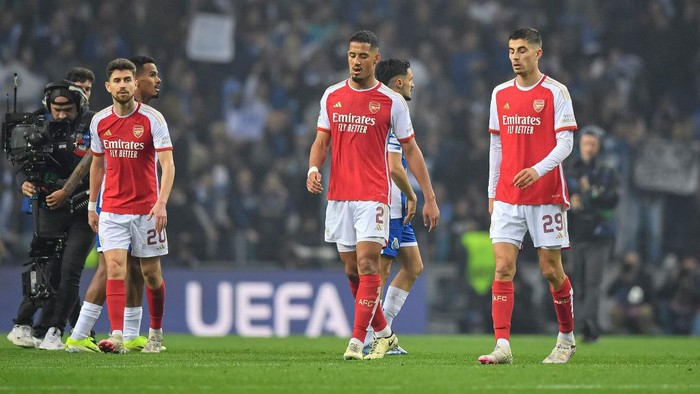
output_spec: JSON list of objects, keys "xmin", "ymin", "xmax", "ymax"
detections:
[
  {"xmin": 2, "ymin": 112, "xmax": 73, "ymax": 301},
  {"xmin": 2, "ymin": 112, "xmax": 73, "ymax": 185}
]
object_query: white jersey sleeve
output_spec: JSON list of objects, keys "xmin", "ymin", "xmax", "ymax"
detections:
[
  {"xmin": 552, "ymin": 83, "xmax": 577, "ymax": 132},
  {"xmin": 389, "ymin": 93, "xmax": 414, "ymax": 142},
  {"xmin": 89, "ymin": 111, "xmax": 104, "ymax": 155},
  {"xmin": 388, "ymin": 133, "xmax": 403, "ymax": 219},
  {"xmin": 488, "ymin": 87, "xmax": 500, "ymax": 133},
  {"xmin": 316, "ymin": 89, "xmax": 331, "ymax": 131},
  {"xmin": 143, "ymin": 108, "xmax": 173, "ymax": 150}
]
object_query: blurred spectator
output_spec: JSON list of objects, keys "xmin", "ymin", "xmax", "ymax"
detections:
[
  {"xmin": 657, "ymin": 254, "xmax": 700, "ymax": 335},
  {"xmin": 607, "ymin": 251, "xmax": 657, "ymax": 335}
]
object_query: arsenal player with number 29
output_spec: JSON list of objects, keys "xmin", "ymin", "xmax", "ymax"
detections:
[
  {"xmin": 478, "ymin": 28, "xmax": 578, "ymax": 365},
  {"xmin": 87, "ymin": 58, "xmax": 174, "ymax": 354},
  {"xmin": 306, "ymin": 30, "xmax": 439, "ymax": 360}
]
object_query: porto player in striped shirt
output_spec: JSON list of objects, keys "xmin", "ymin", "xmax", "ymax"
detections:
[
  {"xmin": 479, "ymin": 28, "xmax": 577, "ymax": 364},
  {"xmin": 307, "ymin": 30, "xmax": 439, "ymax": 360},
  {"xmin": 87, "ymin": 58, "xmax": 174, "ymax": 353}
]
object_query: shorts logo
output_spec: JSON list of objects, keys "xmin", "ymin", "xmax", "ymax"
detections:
[
  {"xmin": 369, "ymin": 101, "xmax": 381, "ymax": 114},
  {"xmin": 133, "ymin": 124, "xmax": 144, "ymax": 138},
  {"xmin": 391, "ymin": 237, "xmax": 399, "ymax": 250},
  {"xmin": 533, "ymin": 99, "xmax": 545, "ymax": 113}
]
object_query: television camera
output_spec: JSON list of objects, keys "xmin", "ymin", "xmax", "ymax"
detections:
[{"xmin": 1, "ymin": 77, "xmax": 82, "ymax": 300}]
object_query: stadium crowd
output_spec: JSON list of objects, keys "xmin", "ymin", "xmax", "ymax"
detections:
[{"xmin": 0, "ymin": 0, "xmax": 698, "ymax": 335}]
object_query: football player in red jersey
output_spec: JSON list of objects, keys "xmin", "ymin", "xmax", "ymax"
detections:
[
  {"xmin": 66, "ymin": 57, "xmax": 166, "ymax": 353},
  {"xmin": 87, "ymin": 58, "xmax": 174, "ymax": 354},
  {"xmin": 307, "ymin": 31, "xmax": 439, "ymax": 360},
  {"xmin": 479, "ymin": 28, "xmax": 578, "ymax": 365}
]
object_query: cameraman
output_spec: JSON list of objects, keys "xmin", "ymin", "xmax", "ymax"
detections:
[
  {"xmin": 7, "ymin": 81, "xmax": 95, "ymax": 350},
  {"xmin": 564, "ymin": 126, "xmax": 620, "ymax": 343}
]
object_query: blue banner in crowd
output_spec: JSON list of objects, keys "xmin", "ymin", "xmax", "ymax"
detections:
[{"xmin": 0, "ymin": 267, "xmax": 426, "ymax": 336}]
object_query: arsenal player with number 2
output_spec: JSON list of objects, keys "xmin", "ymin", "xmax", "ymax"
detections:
[
  {"xmin": 306, "ymin": 30, "xmax": 439, "ymax": 360},
  {"xmin": 478, "ymin": 28, "xmax": 578, "ymax": 365},
  {"xmin": 87, "ymin": 58, "xmax": 174, "ymax": 353}
]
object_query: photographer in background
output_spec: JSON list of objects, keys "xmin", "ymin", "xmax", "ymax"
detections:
[
  {"xmin": 65, "ymin": 67, "xmax": 95, "ymax": 101},
  {"xmin": 564, "ymin": 126, "xmax": 619, "ymax": 342},
  {"xmin": 6, "ymin": 81, "xmax": 96, "ymax": 350}
]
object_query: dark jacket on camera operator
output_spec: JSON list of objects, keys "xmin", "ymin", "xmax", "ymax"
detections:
[
  {"xmin": 567, "ymin": 131, "xmax": 619, "ymax": 242},
  {"xmin": 11, "ymin": 81, "xmax": 96, "ymax": 348},
  {"xmin": 564, "ymin": 126, "xmax": 620, "ymax": 342}
]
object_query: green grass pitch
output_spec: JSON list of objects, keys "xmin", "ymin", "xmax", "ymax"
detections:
[{"xmin": 1, "ymin": 334, "xmax": 698, "ymax": 393}]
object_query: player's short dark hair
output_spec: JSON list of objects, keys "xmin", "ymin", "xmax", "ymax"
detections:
[
  {"xmin": 350, "ymin": 30, "xmax": 379, "ymax": 49},
  {"xmin": 509, "ymin": 27, "xmax": 542, "ymax": 48},
  {"xmin": 375, "ymin": 59, "xmax": 410, "ymax": 85},
  {"xmin": 65, "ymin": 67, "xmax": 95, "ymax": 83},
  {"xmin": 129, "ymin": 55, "xmax": 156, "ymax": 76},
  {"xmin": 106, "ymin": 58, "xmax": 137, "ymax": 79}
]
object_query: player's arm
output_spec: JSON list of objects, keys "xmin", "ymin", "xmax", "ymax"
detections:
[
  {"xmin": 400, "ymin": 138, "xmax": 439, "ymax": 231},
  {"xmin": 388, "ymin": 151, "xmax": 416, "ymax": 225},
  {"xmin": 150, "ymin": 150, "xmax": 175, "ymax": 234},
  {"xmin": 307, "ymin": 130, "xmax": 330, "ymax": 194},
  {"xmin": 88, "ymin": 153, "xmax": 104, "ymax": 233},
  {"xmin": 513, "ymin": 131, "xmax": 573, "ymax": 189},
  {"xmin": 46, "ymin": 152, "xmax": 93, "ymax": 209},
  {"xmin": 488, "ymin": 133, "xmax": 502, "ymax": 215}
]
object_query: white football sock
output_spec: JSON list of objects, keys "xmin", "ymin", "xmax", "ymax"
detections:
[
  {"xmin": 558, "ymin": 331, "xmax": 575, "ymax": 345},
  {"xmin": 70, "ymin": 302, "xmax": 102, "ymax": 340},
  {"xmin": 123, "ymin": 307, "xmax": 143, "ymax": 342},
  {"xmin": 383, "ymin": 286, "xmax": 409, "ymax": 330}
]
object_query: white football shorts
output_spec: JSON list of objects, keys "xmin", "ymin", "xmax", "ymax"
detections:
[
  {"xmin": 490, "ymin": 201, "xmax": 570, "ymax": 249},
  {"xmin": 325, "ymin": 200, "xmax": 390, "ymax": 251},
  {"xmin": 99, "ymin": 212, "xmax": 169, "ymax": 257}
]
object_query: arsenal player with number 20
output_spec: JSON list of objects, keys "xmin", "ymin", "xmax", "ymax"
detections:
[
  {"xmin": 479, "ymin": 28, "xmax": 578, "ymax": 365},
  {"xmin": 87, "ymin": 58, "xmax": 174, "ymax": 354},
  {"xmin": 306, "ymin": 30, "xmax": 439, "ymax": 361}
]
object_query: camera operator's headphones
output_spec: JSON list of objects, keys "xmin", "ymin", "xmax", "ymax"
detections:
[{"xmin": 42, "ymin": 80, "xmax": 89, "ymax": 115}]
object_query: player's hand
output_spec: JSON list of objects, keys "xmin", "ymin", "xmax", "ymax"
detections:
[
  {"xmin": 403, "ymin": 192, "xmax": 417, "ymax": 226},
  {"xmin": 21, "ymin": 181, "xmax": 36, "ymax": 197},
  {"xmin": 488, "ymin": 198, "xmax": 495, "ymax": 216},
  {"xmin": 306, "ymin": 171, "xmax": 323, "ymax": 194},
  {"xmin": 45, "ymin": 189, "xmax": 69, "ymax": 209},
  {"xmin": 422, "ymin": 198, "xmax": 440, "ymax": 232},
  {"xmin": 513, "ymin": 168, "xmax": 540, "ymax": 189},
  {"xmin": 88, "ymin": 210, "xmax": 99, "ymax": 233},
  {"xmin": 148, "ymin": 201, "xmax": 168, "ymax": 234}
]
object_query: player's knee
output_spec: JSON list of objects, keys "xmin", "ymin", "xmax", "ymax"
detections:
[
  {"xmin": 540, "ymin": 265, "xmax": 563, "ymax": 284},
  {"xmin": 357, "ymin": 257, "xmax": 379, "ymax": 274},
  {"xmin": 406, "ymin": 261, "xmax": 423, "ymax": 280}
]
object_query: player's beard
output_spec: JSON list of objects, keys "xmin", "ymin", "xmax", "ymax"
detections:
[{"xmin": 113, "ymin": 91, "xmax": 134, "ymax": 104}]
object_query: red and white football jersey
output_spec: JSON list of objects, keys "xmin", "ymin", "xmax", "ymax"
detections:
[
  {"xmin": 317, "ymin": 80, "xmax": 415, "ymax": 204},
  {"xmin": 488, "ymin": 75, "xmax": 577, "ymax": 206},
  {"xmin": 90, "ymin": 103, "xmax": 173, "ymax": 215}
]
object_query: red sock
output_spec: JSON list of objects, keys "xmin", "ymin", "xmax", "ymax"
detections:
[
  {"xmin": 106, "ymin": 279, "xmax": 126, "ymax": 332},
  {"xmin": 492, "ymin": 280, "xmax": 514, "ymax": 341},
  {"xmin": 551, "ymin": 276, "xmax": 574, "ymax": 333},
  {"xmin": 352, "ymin": 274, "xmax": 387, "ymax": 341},
  {"xmin": 146, "ymin": 280, "xmax": 166, "ymax": 330},
  {"xmin": 348, "ymin": 278, "xmax": 359, "ymax": 299}
]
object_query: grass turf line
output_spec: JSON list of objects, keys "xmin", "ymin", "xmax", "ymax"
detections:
[{"xmin": 0, "ymin": 335, "xmax": 698, "ymax": 393}]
